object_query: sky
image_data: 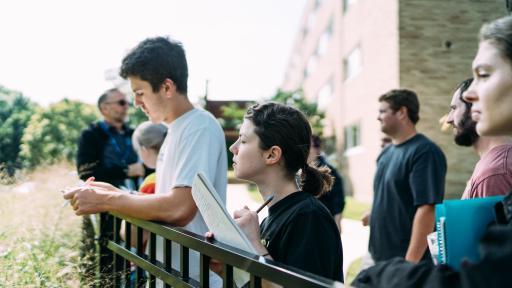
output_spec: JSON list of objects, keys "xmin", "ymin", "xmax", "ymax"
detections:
[{"xmin": 0, "ymin": 0, "xmax": 306, "ymax": 106}]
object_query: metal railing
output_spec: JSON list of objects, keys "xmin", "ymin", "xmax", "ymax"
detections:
[{"xmin": 96, "ymin": 212, "xmax": 344, "ymax": 288}]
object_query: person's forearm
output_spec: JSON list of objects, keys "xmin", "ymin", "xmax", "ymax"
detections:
[
  {"xmin": 105, "ymin": 189, "xmax": 197, "ymax": 226},
  {"xmin": 249, "ymin": 239, "xmax": 271, "ymax": 258},
  {"xmin": 405, "ymin": 204, "xmax": 435, "ymax": 262}
]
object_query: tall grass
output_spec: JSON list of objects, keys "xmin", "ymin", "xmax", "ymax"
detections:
[{"xmin": 0, "ymin": 163, "xmax": 83, "ymax": 287}]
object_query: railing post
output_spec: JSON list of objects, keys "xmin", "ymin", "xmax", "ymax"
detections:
[
  {"xmin": 125, "ymin": 221, "xmax": 132, "ymax": 285},
  {"xmin": 164, "ymin": 239, "xmax": 173, "ymax": 288},
  {"xmin": 180, "ymin": 246, "xmax": 190, "ymax": 280},
  {"xmin": 80, "ymin": 215, "xmax": 97, "ymax": 287},
  {"xmin": 223, "ymin": 264, "xmax": 233, "ymax": 288},
  {"xmin": 148, "ymin": 232, "xmax": 157, "ymax": 287},
  {"xmin": 250, "ymin": 274, "xmax": 262, "ymax": 288},
  {"xmin": 200, "ymin": 254, "xmax": 210, "ymax": 288},
  {"xmin": 113, "ymin": 216, "xmax": 123, "ymax": 286},
  {"xmin": 99, "ymin": 212, "xmax": 115, "ymax": 287},
  {"xmin": 136, "ymin": 226, "xmax": 145, "ymax": 286}
]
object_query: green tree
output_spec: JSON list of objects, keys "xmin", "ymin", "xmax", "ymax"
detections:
[
  {"xmin": 0, "ymin": 88, "xmax": 36, "ymax": 176},
  {"xmin": 218, "ymin": 102, "xmax": 249, "ymax": 131},
  {"xmin": 128, "ymin": 106, "xmax": 148, "ymax": 127},
  {"xmin": 270, "ymin": 89, "xmax": 324, "ymax": 136},
  {"xmin": 20, "ymin": 99, "xmax": 99, "ymax": 168}
]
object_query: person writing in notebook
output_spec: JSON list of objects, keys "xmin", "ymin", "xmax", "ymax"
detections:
[{"xmin": 210, "ymin": 102, "xmax": 343, "ymax": 283}]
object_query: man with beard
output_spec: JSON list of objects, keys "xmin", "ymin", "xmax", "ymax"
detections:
[{"xmin": 446, "ymin": 78, "xmax": 512, "ymax": 199}]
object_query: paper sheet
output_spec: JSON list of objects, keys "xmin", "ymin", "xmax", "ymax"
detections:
[{"xmin": 192, "ymin": 173, "xmax": 256, "ymax": 287}]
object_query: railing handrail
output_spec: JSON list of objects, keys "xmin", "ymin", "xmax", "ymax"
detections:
[{"xmin": 105, "ymin": 211, "xmax": 344, "ymax": 288}]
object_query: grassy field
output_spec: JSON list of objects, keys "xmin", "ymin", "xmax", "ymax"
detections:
[
  {"xmin": 0, "ymin": 163, "xmax": 82, "ymax": 287},
  {"xmin": 343, "ymin": 197, "xmax": 370, "ymax": 221}
]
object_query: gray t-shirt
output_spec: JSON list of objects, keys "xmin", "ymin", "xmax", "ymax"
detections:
[
  {"xmin": 369, "ymin": 133, "xmax": 446, "ymax": 262},
  {"xmin": 154, "ymin": 108, "xmax": 227, "ymax": 287}
]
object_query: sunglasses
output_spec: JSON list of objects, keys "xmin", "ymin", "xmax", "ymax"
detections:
[{"xmin": 105, "ymin": 99, "xmax": 130, "ymax": 106}]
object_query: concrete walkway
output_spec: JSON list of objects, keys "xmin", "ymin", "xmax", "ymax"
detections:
[
  {"xmin": 340, "ymin": 218, "xmax": 369, "ymax": 276},
  {"xmin": 225, "ymin": 184, "xmax": 369, "ymax": 277}
]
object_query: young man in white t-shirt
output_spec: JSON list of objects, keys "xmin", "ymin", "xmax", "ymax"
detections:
[{"xmin": 64, "ymin": 37, "xmax": 227, "ymax": 286}]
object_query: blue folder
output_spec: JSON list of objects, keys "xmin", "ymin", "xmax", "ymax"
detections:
[{"xmin": 435, "ymin": 195, "xmax": 504, "ymax": 270}]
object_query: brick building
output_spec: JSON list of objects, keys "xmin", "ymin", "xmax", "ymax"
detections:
[{"xmin": 281, "ymin": 0, "xmax": 506, "ymax": 201}]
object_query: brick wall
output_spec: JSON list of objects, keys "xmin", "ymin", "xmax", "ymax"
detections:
[{"xmin": 399, "ymin": 0, "xmax": 505, "ymax": 198}]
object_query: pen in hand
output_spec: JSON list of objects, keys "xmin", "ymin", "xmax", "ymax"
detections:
[
  {"xmin": 256, "ymin": 195, "xmax": 274, "ymax": 213},
  {"xmin": 62, "ymin": 176, "xmax": 95, "ymax": 207}
]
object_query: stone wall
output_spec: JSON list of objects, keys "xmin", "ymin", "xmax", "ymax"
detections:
[{"xmin": 399, "ymin": 0, "xmax": 505, "ymax": 198}]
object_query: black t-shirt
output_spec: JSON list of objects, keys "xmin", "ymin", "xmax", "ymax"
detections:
[
  {"xmin": 260, "ymin": 191, "xmax": 344, "ymax": 282},
  {"xmin": 316, "ymin": 155, "xmax": 346, "ymax": 216},
  {"xmin": 369, "ymin": 134, "xmax": 446, "ymax": 262}
]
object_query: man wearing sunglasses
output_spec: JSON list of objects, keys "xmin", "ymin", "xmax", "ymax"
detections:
[{"xmin": 77, "ymin": 88, "xmax": 146, "ymax": 187}]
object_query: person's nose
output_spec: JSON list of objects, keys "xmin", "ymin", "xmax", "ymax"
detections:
[
  {"xmin": 463, "ymin": 82, "xmax": 478, "ymax": 104},
  {"xmin": 446, "ymin": 110, "xmax": 454, "ymax": 125},
  {"xmin": 229, "ymin": 140, "xmax": 239, "ymax": 155},
  {"xmin": 133, "ymin": 95, "xmax": 143, "ymax": 108}
]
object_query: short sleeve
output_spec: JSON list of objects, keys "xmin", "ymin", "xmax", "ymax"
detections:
[
  {"xmin": 409, "ymin": 147, "xmax": 447, "ymax": 206},
  {"xmin": 471, "ymin": 175, "xmax": 512, "ymax": 198},
  {"xmin": 172, "ymin": 122, "xmax": 223, "ymax": 188}
]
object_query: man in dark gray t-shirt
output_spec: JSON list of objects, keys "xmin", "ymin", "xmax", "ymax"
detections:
[{"xmin": 364, "ymin": 89, "xmax": 446, "ymax": 264}]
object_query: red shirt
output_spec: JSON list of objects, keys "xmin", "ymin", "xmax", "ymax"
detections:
[{"xmin": 462, "ymin": 144, "xmax": 512, "ymax": 199}]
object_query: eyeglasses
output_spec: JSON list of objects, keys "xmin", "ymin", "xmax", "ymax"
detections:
[{"xmin": 105, "ymin": 99, "xmax": 130, "ymax": 106}]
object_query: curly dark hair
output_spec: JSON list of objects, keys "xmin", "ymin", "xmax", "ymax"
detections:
[
  {"xmin": 245, "ymin": 102, "xmax": 333, "ymax": 197},
  {"xmin": 120, "ymin": 36, "xmax": 188, "ymax": 95}
]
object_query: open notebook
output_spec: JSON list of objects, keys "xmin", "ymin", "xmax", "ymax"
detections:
[
  {"xmin": 435, "ymin": 195, "xmax": 504, "ymax": 270},
  {"xmin": 192, "ymin": 172, "xmax": 256, "ymax": 287}
]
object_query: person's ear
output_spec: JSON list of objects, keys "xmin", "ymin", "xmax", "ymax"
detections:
[
  {"xmin": 99, "ymin": 103, "xmax": 108, "ymax": 115},
  {"xmin": 264, "ymin": 146, "xmax": 282, "ymax": 165},
  {"xmin": 397, "ymin": 106, "xmax": 408, "ymax": 120},
  {"xmin": 161, "ymin": 78, "xmax": 177, "ymax": 98}
]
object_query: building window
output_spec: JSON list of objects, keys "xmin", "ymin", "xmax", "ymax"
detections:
[
  {"xmin": 314, "ymin": 0, "xmax": 322, "ymax": 11},
  {"xmin": 343, "ymin": 46, "xmax": 362, "ymax": 81},
  {"xmin": 307, "ymin": 13, "xmax": 316, "ymax": 35},
  {"xmin": 343, "ymin": 0, "xmax": 358, "ymax": 13},
  {"xmin": 344, "ymin": 122, "xmax": 361, "ymax": 150},
  {"xmin": 305, "ymin": 55, "xmax": 317, "ymax": 79},
  {"xmin": 317, "ymin": 79, "xmax": 333, "ymax": 111},
  {"xmin": 303, "ymin": 26, "xmax": 309, "ymax": 39},
  {"xmin": 315, "ymin": 17, "xmax": 334, "ymax": 56},
  {"xmin": 303, "ymin": 8, "xmax": 318, "ymax": 40}
]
